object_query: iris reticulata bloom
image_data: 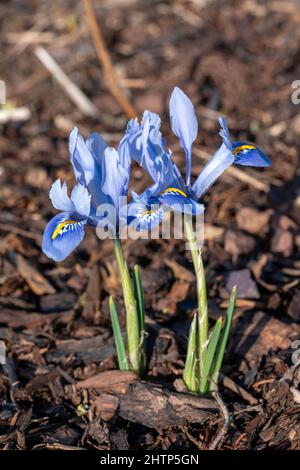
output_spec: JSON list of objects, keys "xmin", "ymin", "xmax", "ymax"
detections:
[
  {"xmin": 42, "ymin": 128, "xmax": 129, "ymax": 261},
  {"xmin": 121, "ymin": 87, "xmax": 271, "ymax": 231},
  {"xmin": 42, "ymin": 86, "xmax": 271, "ymax": 258}
]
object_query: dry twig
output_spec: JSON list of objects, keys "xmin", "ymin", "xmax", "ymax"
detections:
[
  {"xmin": 82, "ymin": 0, "xmax": 137, "ymax": 119},
  {"xmin": 0, "ymin": 107, "xmax": 31, "ymax": 124},
  {"xmin": 35, "ymin": 46, "xmax": 99, "ymax": 118},
  {"xmin": 209, "ymin": 392, "xmax": 230, "ymax": 450},
  {"xmin": 220, "ymin": 373, "xmax": 259, "ymax": 405}
]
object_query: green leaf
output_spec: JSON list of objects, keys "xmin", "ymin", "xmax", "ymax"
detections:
[
  {"xmin": 183, "ymin": 313, "xmax": 198, "ymax": 392},
  {"xmin": 109, "ymin": 296, "xmax": 129, "ymax": 371},
  {"xmin": 200, "ymin": 317, "xmax": 222, "ymax": 394},
  {"xmin": 113, "ymin": 239, "xmax": 141, "ymax": 374},
  {"xmin": 133, "ymin": 265, "xmax": 145, "ymax": 335},
  {"xmin": 210, "ymin": 285, "xmax": 237, "ymax": 391}
]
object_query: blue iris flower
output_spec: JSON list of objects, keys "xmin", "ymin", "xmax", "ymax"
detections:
[
  {"xmin": 120, "ymin": 87, "xmax": 271, "ymax": 231},
  {"xmin": 42, "ymin": 128, "xmax": 130, "ymax": 261}
]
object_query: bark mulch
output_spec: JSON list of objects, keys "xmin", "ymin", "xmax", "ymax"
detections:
[{"xmin": 0, "ymin": 0, "xmax": 300, "ymax": 450}]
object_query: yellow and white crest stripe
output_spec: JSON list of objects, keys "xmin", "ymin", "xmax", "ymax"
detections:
[
  {"xmin": 138, "ymin": 208, "xmax": 161, "ymax": 223},
  {"xmin": 52, "ymin": 220, "xmax": 81, "ymax": 240},
  {"xmin": 232, "ymin": 144, "xmax": 256, "ymax": 155},
  {"xmin": 160, "ymin": 187, "xmax": 188, "ymax": 198}
]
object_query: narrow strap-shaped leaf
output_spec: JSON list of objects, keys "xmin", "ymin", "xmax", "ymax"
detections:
[
  {"xmin": 200, "ymin": 317, "xmax": 222, "ymax": 394},
  {"xmin": 183, "ymin": 313, "xmax": 198, "ymax": 392},
  {"xmin": 109, "ymin": 296, "xmax": 129, "ymax": 371},
  {"xmin": 133, "ymin": 264, "xmax": 145, "ymax": 335},
  {"xmin": 113, "ymin": 239, "xmax": 140, "ymax": 374},
  {"xmin": 133, "ymin": 265, "xmax": 146, "ymax": 376},
  {"xmin": 210, "ymin": 285, "xmax": 237, "ymax": 391}
]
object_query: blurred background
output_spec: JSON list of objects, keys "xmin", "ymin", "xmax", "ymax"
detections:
[{"xmin": 0, "ymin": 0, "xmax": 300, "ymax": 450}]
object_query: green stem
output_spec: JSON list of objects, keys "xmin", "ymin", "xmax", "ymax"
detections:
[
  {"xmin": 184, "ymin": 216, "xmax": 208, "ymax": 393},
  {"xmin": 113, "ymin": 238, "xmax": 141, "ymax": 374}
]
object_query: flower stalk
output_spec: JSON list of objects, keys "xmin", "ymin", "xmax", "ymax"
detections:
[
  {"xmin": 184, "ymin": 216, "xmax": 237, "ymax": 395},
  {"xmin": 113, "ymin": 238, "xmax": 144, "ymax": 375},
  {"xmin": 184, "ymin": 216, "xmax": 208, "ymax": 393}
]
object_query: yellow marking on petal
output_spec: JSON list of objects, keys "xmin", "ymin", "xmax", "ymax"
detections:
[
  {"xmin": 52, "ymin": 220, "xmax": 77, "ymax": 240},
  {"xmin": 232, "ymin": 144, "xmax": 256, "ymax": 155},
  {"xmin": 140, "ymin": 209, "xmax": 157, "ymax": 217},
  {"xmin": 160, "ymin": 187, "xmax": 187, "ymax": 197}
]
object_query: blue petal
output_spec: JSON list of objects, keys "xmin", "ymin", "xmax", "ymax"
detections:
[
  {"xmin": 119, "ymin": 117, "xmax": 144, "ymax": 170},
  {"xmin": 232, "ymin": 141, "xmax": 271, "ymax": 167},
  {"xmin": 49, "ymin": 179, "xmax": 74, "ymax": 212},
  {"xmin": 118, "ymin": 116, "xmax": 140, "ymax": 173},
  {"xmin": 101, "ymin": 147, "xmax": 129, "ymax": 215},
  {"xmin": 117, "ymin": 136, "xmax": 131, "ymax": 177},
  {"xmin": 158, "ymin": 187, "xmax": 204, "ymax": 215},
  {"xmin": 141, "ymin": 111, "xmax": 165, "ymax": 159},
  {"xmin": 117, "ymin": 118, "xmax": 139, "ymax": 188},
  {"xmin": 131, "ymin": 159, "xmax": 182, "ymax": 205},
  {"xmin": 218, "ymin": 118, "xmax": 271, "ymax": 167},
  {"xmin": 69, "ymin": 128, "xmax": 105, "ymax": 210},
  {"xmin": 128, "ymin": 117, "xmax": 183, "ymax": 204},
  {"xmin": 169, "ymin": 87, "xmax": 198, "ymax": 187},
  {"xmin": 42, "ymin": 212, "xmax": 86, "ymax": 262},
  {"xmin": 123, "ymin": 111, "xmax": 164, "ymax": 181},
  {"xmin": 70, "ymin": 183, "xmax": 91, "ymax": 217},
  {"xmin": 125, "ymin": 116, "xmax": 140, "ymax": 135},
  {"xmin": 192, "ymin": 143, "xmax": 234, "ymax": 199},
  {"xmin": 120, "ymin": 111, "xmax": 183, "ymax": 189},
  {"xmin": 139, "ymin": 111, "xmax": 165, "ymax": 181},
  {"xmin": 69, "ymin": 127, "xmax": 95, "ymax": 185},
  {"xmin": 86, "ymin": 132, "xmax": 107, "ymax": 164},
  {"xmin": 49, "ymin": 179, "xmax": 91, "ymax": 218},
  {"xmin": 218, "ymin": 117, "xmax": 232, "ymax": 150},
  {"xmin": 126, "ymin": 201, "xmax": 164, "ymax": 232},
  {"xmin": 142, "ymin": 111, "xmax": 184, "ymax": 188}
]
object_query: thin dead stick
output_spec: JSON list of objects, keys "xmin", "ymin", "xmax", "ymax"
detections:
[
  {"xmin": 4, "ymin": 31, "xmax": 54, "ymax": 45},
  {"xmin": 35, "ymin": 46, "xmax": 99, "ymax": 118},
  {"xmin": 82, "ymin": 0, "xmax": 137, "ymax": 119},
  {"xmin": 209, "ymin": 392, "xmax": 230, "ymax": 450},
  {"xmin": 193, "ymin": 147, "xmax": 270, "ymax": 192},
  {"xmin": 54, "ymin": 114, "xmax": 123, "ymax": 142},
  {"xmin": 0, "ymin": 107, "xmax": 31, "ymax": 124},
  {"xmin": 220, "ymin": 373, "xmax": 258, "ymax": 405},
  {"xmin": 232, "ymin": 404, "xmax": 262, "ymax": 415}
]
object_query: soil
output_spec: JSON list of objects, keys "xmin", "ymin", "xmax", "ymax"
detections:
[{"xmin": 0, "ymin": 0, "xmax": 300, "ymax": 450}]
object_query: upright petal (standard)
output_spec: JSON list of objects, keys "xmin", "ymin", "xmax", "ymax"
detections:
[{"xmin": 169, "ymin": 87, "xmax": 198, "ymax": 187}]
